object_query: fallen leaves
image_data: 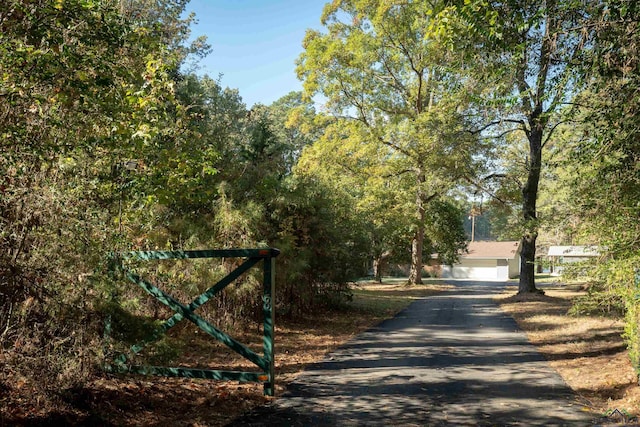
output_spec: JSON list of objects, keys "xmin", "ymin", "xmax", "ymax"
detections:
[
  {"xmin": 1, "ymin": 281, "xmax": 445, "ymax": 426},
  {"xmin": 498, "ymin": 284, "xmax": 640, "ymax": 417}
]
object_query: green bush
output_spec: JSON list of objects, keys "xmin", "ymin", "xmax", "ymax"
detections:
[
  {"xmin": 569, "ymin": 282, "xmax": 626, "ymax": 317},
  {"xmin": 570, "ymin": 257, "xmax": 640, "ymax": 378}
]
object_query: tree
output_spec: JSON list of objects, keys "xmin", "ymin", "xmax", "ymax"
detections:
[
  {"xmin": 267, "ymin": 91, "xmax": 319, "ymax": 173},
  {"xmin": 575, "ymin": 0, "xmax": 640, "ymax": 258},
  {"xmin": 0, "ymin": 0, "xmax": 205, "ymax": 397},
  {"xmin": 567, "ymin": 1, "xmax": 640, "ymax": 375},
  {"xmin": 459, "ymin": 0, "xmax": 593, "ymax": 293},
  {"xmin": 296, "ymin": 123, "xmax": 411, "ymax": 282},
  {"xmin": 297, "ymin": 0, "xmax": 483, "ymax": 284}
]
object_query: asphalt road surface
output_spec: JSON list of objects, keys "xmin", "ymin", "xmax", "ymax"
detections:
[{"xmin": 230, "ymin": 280, "xmax": 596, "ymax": 426}]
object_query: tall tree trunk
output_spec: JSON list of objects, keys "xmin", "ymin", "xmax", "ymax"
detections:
[
  {"xmin": 373, "ymin": 256, "xmax": 383, "ymax": 283},
  {"xmin": 518, "ymin": 126, "xmax": 543, "ymax": 294},
  {"xmin": 373, "ymin": 250, "xmax": 390, "ymax": 283},
  {"xmin": 409, "ymin": 169, "xmax": 426, "ymax": 285},
  {"xmin": 409, "ymin": 227, "xmax": 424, "ymax": 284}
]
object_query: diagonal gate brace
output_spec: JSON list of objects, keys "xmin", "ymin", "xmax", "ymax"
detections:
[{"xmin": 104, "ymin": 248, "xmax": 280, "ymax": 396}]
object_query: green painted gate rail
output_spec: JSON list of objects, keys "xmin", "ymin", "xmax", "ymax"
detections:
[{"xmin": 104, "ymin": 248, "xmax": 280, "ymax": 396}]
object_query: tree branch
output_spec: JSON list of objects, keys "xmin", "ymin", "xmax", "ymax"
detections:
[
  {"xmin": 541, "ymin": 118, "xmax": 580, "ymax": 148},
  {"xmin": 469, "ymin": 119, "xmax": 527, "ymax": 135},
  {"xmin": 379, "ymin": 52, "xmax": 413, "ymax": 102},
  {"xmin": 546, "ymin": 30, "xmax": 590, "ymax": 113},
  {"xmin": 383, "ymin": 168, "xmax": 414, "ymax": 179},
  {"xmin": 482, "ymin": 173, "xmax": 508, "ymax": 181},
  {"xmin": 463, "ymin": 176, "xmax": 508, "ymax": 205}
]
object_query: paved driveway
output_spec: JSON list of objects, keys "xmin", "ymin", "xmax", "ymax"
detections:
[{"xmin": 231, "ymin": 281, "xmax": 595, "ymax": 426}]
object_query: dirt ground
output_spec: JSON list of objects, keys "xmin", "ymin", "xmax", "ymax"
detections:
[
  {"xmin": 0, "ymin": 281, "xmax": 450, "ymax": 426},
  {"xmin": 497, "ymin": 283, "xmax": 640, "ymax": 422}
]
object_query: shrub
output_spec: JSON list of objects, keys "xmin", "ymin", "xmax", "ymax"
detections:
[{"xmin": 570, "ymin": 256, "xmax": 640, "ymax": 378}]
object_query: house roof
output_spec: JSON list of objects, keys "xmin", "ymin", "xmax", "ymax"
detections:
[
  {"xmin": 547, "ymin": 246, "xmax": 600, "ymax": 257},
  {"xmin": 462, "ymin": 241, "xmax": 520, "ymax": 259}
]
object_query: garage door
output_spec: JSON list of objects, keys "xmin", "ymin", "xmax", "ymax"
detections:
[{"xmin": 443, "ymin": 259, "xmax": 499, "ymax": 280}]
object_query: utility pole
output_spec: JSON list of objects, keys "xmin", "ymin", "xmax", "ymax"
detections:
[
  {"xmin": 469, "ymin": 205, "xmax": 480, "ymax": 242},
  {"xmin": 471, "ymin": 213, "xmax": 476, "ymax": 242}
]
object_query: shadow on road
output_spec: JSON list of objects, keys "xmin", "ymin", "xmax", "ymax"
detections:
[{"xmin": 229, "ymin": 280, "xmax": 595, "ymax": 426}]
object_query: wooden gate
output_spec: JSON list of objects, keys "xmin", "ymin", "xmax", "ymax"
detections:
[{"xmin": 104, "ymin": 248, "xmax": 279, "ymax": 396}]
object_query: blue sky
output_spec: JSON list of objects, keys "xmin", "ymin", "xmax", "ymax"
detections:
[{"xmin": 184, "ymin": 0, "xmax": 328, "ymax": 108}]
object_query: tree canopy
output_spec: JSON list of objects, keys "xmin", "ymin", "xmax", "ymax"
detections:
[
  {"xmin": 297, "ymin": 0, "xmax": 485, "ymax": 283},
  {"xmin": 456, "ymin": 0, "xmax": 595, "ymax": 293}
]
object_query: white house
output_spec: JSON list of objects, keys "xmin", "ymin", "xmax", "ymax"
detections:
[
  {"xmin": 547, "ymin": 245, "xmax": 600, "ymax": 275},
  {"xmin": 441, "ymin": 241, "xmax": 521, "ymax": 281}
]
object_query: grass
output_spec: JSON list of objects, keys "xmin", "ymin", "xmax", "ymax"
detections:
[
  {"xmin": 350, "ymin": 279, "xmax": 450, "ymax": 316},
  {"xmin": 497, "ymin": 282, "xmax": 640, "ymax": 420}
]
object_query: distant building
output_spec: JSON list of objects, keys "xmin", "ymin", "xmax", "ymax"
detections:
[
  {"xmin": 441, "ymin": 241, "xmax": 521, "ymax": 281},
  {"xmin": 547, "ymin": 245, "xmax": 601, "ymax": 275}
]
